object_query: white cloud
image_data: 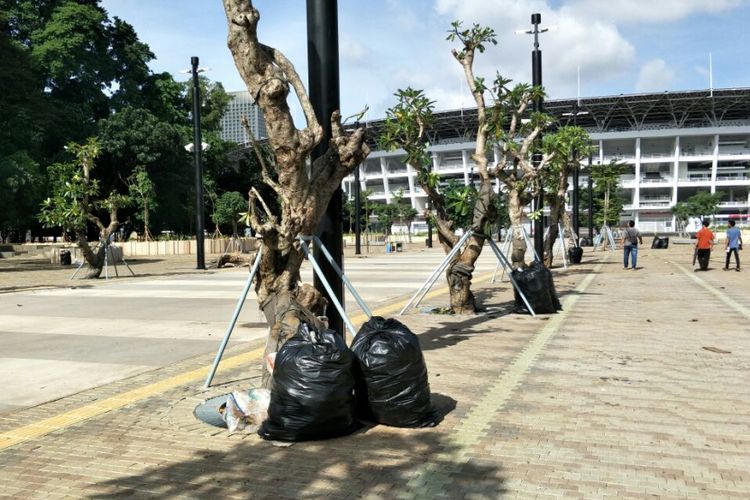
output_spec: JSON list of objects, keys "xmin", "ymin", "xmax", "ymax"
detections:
[
  {"xmin": 339, "ymin": 34, "xmax": 368, "ymax": 64},
  {"xmin": 635, "ymin": 59, "xmax": 676, "ymax": 92},
  {"xmin": 564, "ymin": 0, "xmax": 747, "ymax": 24},
  {"xmin": 431, "ymin": 0, "xmax": 636, "ymax": 100}
]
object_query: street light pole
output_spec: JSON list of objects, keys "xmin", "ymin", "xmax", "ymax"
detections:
[
  {"xmin": 524, "ymin": 13, "xmax": 548, "ymax": 261},
  {"xmin": 588, "ymin": 154, "xmax": 594, "ymax": 239},
  {"xmin": 354, "ymin": 165, "xmax": 362, "ymax": 254},
  {"xmin": 191, "ymin": 56, "xmax": 206, "ymax": 270},
  {"xmin": 307, "ymin": 0, "xmax": 344, "ymax": 335}
]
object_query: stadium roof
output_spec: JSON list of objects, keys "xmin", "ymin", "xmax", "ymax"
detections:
[{"xmin": 360, "ymin": 87, "xmax": 750, "ymax": 146}]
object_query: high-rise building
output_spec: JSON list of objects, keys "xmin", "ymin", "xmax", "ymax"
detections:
[
  {"xmin": 344, "ymin": 88, "xmax": 750, "ymax": 233},
  {"xmin": 219, "ymin": 90, "xmax": 267, "ymax": 144}
]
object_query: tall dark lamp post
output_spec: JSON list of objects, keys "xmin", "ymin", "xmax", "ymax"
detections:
[
  {"xmin": 190, "ymin": 56, "xmax": 206, "ymax": 270},
  {"xmin": 587, "ymin": 154, "xmax": 594, "ymax": 239},
  {"xmin": 519, "ymin": 13, "xmax": 550, "ymax": 261},
  {"xmin": 354, "ymin": 166, "xmax": 362, "ymax": 254},
  {"xmin": 307, "ymin": 0, "xmax": 344, "ymax": 335},
  {"xmin": 562, "ymin": 102, "xmax": 589, "ymax": 238},
  {"xmin": 426, "ymin": 162, "xmax": 433, "ymax": 248}
]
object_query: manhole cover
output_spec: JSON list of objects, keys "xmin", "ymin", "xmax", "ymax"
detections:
[{"xmin": 194, "ymin": 394, "xmax": 230, "ymax": 428}]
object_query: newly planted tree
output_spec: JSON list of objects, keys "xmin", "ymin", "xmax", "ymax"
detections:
[
  {"xmin": 381, "ymin": 22, "xmax": 554, "ymax": 312},
  {"xmin": 213, "ymin": 191, "xmax": 247, "ymax": 236},
  {"xmin": 541, "ymin": 126, "xmax": 592, "ymax": 266},
  {"xmin": 591, "ymin": 160, "xmax": 627, "ymax": 227},
  {"xmin": 39, "ymin": 138, "xmax": 129, "ymax": 278},
  {"xmin": 126, "ymin": 165, "xmax": 157, "ymax": 240},
  {"xmin": 222, "ymin": 1, "xmax": 369, "ymax": 385}
]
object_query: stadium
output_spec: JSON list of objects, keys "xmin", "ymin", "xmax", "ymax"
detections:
[{"xmin": 341, "ymin": 87, "xmax": 750, "ymax": 234}]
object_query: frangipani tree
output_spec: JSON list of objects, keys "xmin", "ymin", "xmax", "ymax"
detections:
[
  {"xmin": 222, "ymin": 1, "xmax": 369, "ymax": 385},
  {"xmin": 381, "ymin": 22, "xmax": 554, "ymax": 312},
  {"xmin": 39, "ymin": 138, "xmax": 129, "ymax": 278},
  {"xmin": 541, "ymin": 126, "xmax": 592, "ymax": 266}
]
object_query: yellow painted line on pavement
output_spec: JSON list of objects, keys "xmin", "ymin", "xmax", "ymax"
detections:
[
  {"xmin": 0, "ymin": 270, "xmax": 498, "ymax": 452},
  {"xmin": 672, "ymin": 262, "xmax": 750, "ymax": 320},
  {"xmin": 0, "ymin": 348, "xmax": 263, "ymax": 452}
]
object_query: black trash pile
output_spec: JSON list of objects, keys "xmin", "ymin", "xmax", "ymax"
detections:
[
  {"xmin": 259, "ymin": 317, "xmax": 436, "ymax": 442},
  {"xmin": 259, "ymin": 324, "xmax": 357, "ymax": 442},
  {"xmin": 568, "ymin": 246, "xmax": 583, "ymax": 264},
  {"xmin": 352, "ymin": 317, "xmax": 436, "ymax": 428},
  {"xmin": 511, "ymin": 261, "xmax": 562, "ymax": 314},
  {"xmin": 651, "ymin": 236, "xmax": 669, "ymax": 249}
]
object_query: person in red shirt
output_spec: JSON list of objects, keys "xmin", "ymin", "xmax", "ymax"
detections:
[{"xmin": 695, "ymin": 219, "xmax": 714, "ymax": 271}]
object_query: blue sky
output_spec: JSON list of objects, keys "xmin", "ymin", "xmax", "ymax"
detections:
[{"xmin": 100, "ymin": 0, "xmax": 750, "ymax": 122}]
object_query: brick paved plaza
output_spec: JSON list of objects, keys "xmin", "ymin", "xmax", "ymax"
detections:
[{"xmin": 0, "ymin": 243, "xmax": 749, "ymax": 499}]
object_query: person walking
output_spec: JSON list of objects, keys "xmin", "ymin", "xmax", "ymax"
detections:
[
  {"xmin": 724, "ymin": 219, "xmax": 743, "ymax": 271},
  {"xmin": 621, "ymin": 220, "xmax": 643, "ymax": 270},
  {"xmin": 695, "ymin": 219, "xmax": 714, "ymax": 271}
]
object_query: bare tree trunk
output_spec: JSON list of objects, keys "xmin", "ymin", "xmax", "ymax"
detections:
[
  {"xmin": 223, "ymin": 0, "xmax": 369, "ymax": 387},
  {"xmin": 543, "ymin": 171, "xmax": 568, "ymax": 267},
  {"xmin": 507, "ymin": 188, "xmax": 527, "ymax": 268}
]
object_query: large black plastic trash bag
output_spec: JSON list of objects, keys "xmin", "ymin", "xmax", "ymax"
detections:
[
  {"xmin": 651, "ymin": 236, "xmax": 669, "ymax": 249},
  {"xmin": 351, "ymin": 317, "xmax": 437, "ymax": 428},
  {"xmin": 511, "ymin": 261, "xmax": 562, "ymax": 314},
  {"xmin": 568, "ymin": 246, "xmax": 583, "ymax": 264},
  {"xmin": 258, "ymin": 324, "xmax": 356, "ymax": 442}
]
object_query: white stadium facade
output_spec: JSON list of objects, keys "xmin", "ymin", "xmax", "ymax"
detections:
[{"xmin": 343, "ymin": 87, "xmax": 750, "ymax": 234}]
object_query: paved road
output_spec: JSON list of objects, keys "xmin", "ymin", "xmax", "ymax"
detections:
[
  {"xmin": 1, "ymin": 244, "xmax": 748, "ymax": 497},
  {"xmin": 0, "ymin": 248, "xmax": 498, "ymax": 414}
]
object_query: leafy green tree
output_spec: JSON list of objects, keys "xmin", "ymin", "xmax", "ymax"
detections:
[
  {"xmin": 687, "ymin": 191, "xmax": 724, "ymax": 221},
  {"xmin": 212, "ymin": 191, "xmax": 247, "ymax": 236},
  {"xmin": 374, "ymin": 202, "xmax": 399, "ymax": 237},
  {"xmin": 126, "ymin": 165, "xmax": 157, "ymax": 240},
  {"xmin": 381, "ymin": 21, "xmax": 554, "ymax": 312},
  {"xmin": 541, "ymin": 126, "xmax": 593, "ymax": 266},
  {"xmin": 590, "ymin": 160, "xmax": 627, "ymax": 227},
  {"xmin": 39, "ymin": 138, "xmax": 130, "ymax": 278},
  {"xmin": 442, "ymin": 180, "xmax": 477, "ymax": 230}
]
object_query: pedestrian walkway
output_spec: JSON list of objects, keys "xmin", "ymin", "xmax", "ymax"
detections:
[
  {"xmin": 0, "ymin": 246, "xmax": 748, "ymax": 498},
  {"xmin": 0, "ymin": 249, "xmax": 498, "ymax": 413}
]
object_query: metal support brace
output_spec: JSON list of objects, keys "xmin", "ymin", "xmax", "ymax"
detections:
[
  {"xmin": 298, "ymin": 237, "xmax": 357, "ymax": 338},
  {"xmin": 204, "ymin": 247, "xmax": 263, "ymax": 389},
  {"xmin": 299, "ymin": 235, "xmax": 372, "ymax": 318},
  {"xmin": 593, "ymin": 224, "xmax": 617, "ymax": 251},
  {"xmin": 494, "ymin": 225, "xmax": 539, "ymax": 283},
  {"xmin": 558, "ymin": 222, "xmax": 568, "ymax": 269},
  {"xmin": 398, "ymin": 230, "xmax": 474, "ymax": 316},
  {"xmin": 400, "ymin": 230, "xmax": 536, "ymax": 317},
  {"xmin": 485, "ymin": 238, "xmax": 536, "ymax": 317}
]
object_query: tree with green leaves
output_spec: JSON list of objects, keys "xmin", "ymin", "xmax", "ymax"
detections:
[
  {"xmin": 541, "ymin": 126, "xmax": 593, "ymax": 266},
  {"xmin": 686, "ymin": 191, "xmax": 724, "ymax": 221},
  {"xmin": 373, "ymin": 202, "xmax": 399, "ymax": 237},
  {"xmin": 591, "ymin": 160, "xmax": 627, "ymax": 227},
  {"xmin": 381, "ymin": 21, "xmax": 554, "ymax": 312},
  {"xmin": 126, "ymin": 165, "xmax": 157, "ymax": 241},
  {"xmin": 39, "ymin": 138, "xmax": 129, "ymax": 278},
  {"xmin": 212, "ymin": 191, "xmax": 248, "ymax": 236}
]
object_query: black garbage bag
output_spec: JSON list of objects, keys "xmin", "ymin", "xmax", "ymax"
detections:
[
  {"xmin": 651, "ymin": 236, "xmax": 669, "ymax": 249},
  {"xmin": 258, "ymin": 324, "xmax": 356, "ymax": 442},
  {"xmin": 351, "ymin": 317, "xmax": 437, "ymax": 428},
  {"xmin": 511, "ymin": 261, "xmax": 561, "ymax": 314},
  {"xmin": 568, "ymin": 246, "xmax": 583, "ymax": 264}
]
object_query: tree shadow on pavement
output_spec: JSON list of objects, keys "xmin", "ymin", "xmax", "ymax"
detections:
[{"xmin": 89, "ymin": 394, "xmax": 507, "ymax": 499}]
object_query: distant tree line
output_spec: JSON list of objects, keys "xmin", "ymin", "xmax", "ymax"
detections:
[{"xmin": 0, "ymin": 0, "xmax": 259, "ymax": 243}]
